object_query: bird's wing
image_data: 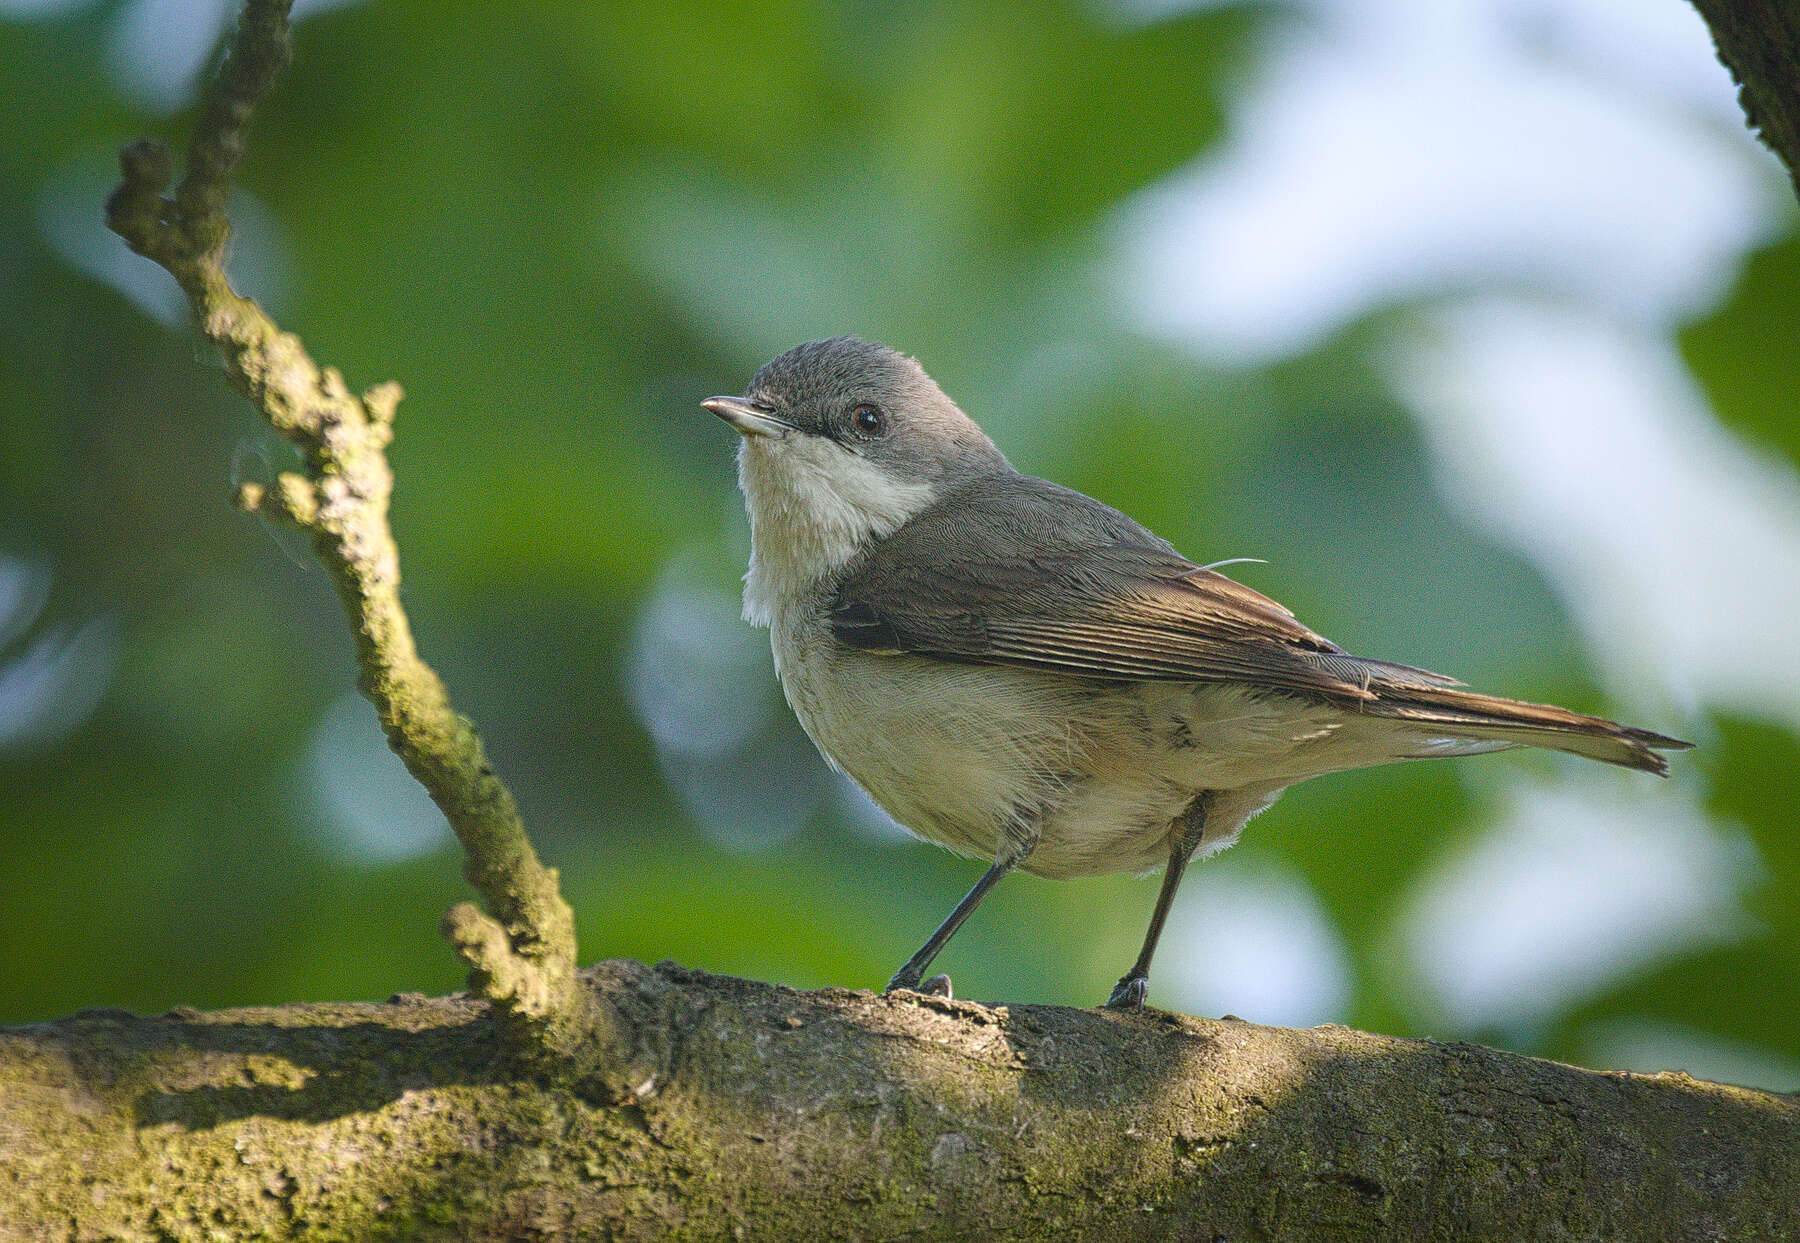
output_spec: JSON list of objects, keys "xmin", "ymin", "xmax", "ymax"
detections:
[{"xmin": 827, "ymin": 474, "xmax": 1459, "ymax": 703}]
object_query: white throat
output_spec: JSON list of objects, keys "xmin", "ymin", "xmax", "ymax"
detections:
[{"xmin": 737, "ymin": 436, "xmax": 938, "ymax": 627}]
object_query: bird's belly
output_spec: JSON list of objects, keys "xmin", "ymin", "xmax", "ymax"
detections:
[{"xmin": 771, "ymin": 616, "xmax": 1410, "ymax": 878}]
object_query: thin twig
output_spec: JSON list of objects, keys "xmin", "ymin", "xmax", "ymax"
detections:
[{"xmin": 105, "ymin": 0, "xmax": 619, "ymax": 1076}]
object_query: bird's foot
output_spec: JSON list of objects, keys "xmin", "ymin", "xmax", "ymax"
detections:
[
  {"xmin": 884, "ymin": 966, "xmax": 917, "ymax": 994},
  {"xmin": 885, "ymin": 967, "xmax": 953, "ymax": 999},
  {"xmin": 1105, "ymin": 974, "xmax": 1148, "ymax": 1010}
]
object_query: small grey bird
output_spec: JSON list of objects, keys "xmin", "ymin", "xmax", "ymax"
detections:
[{"xmin": 703, "ymin": 336, "xmax": 1690, "ymax": 1010}]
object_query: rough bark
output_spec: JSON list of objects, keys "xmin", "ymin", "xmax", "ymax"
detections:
[
  {"xmin": 1691, "ymin": 0, "xmax": 1800, "ymax": 201},
  {"xmin": 1, "ymin": 961, "xmax": 1795, "ymax": 1242}
]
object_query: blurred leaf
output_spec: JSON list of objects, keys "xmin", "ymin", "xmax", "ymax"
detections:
[{"xmin": 1681, "ymin": 228, "xmax": 1800, "ymax": 469}]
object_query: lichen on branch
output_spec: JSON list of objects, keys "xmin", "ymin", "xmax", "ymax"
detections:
[
  {"xmin": 104, "ymin": 0, "xmax": 617, "ymax": 1077},
  {"xmin": 3, "ymin": 964, "xmax": 1798, "ymax": 1240}
]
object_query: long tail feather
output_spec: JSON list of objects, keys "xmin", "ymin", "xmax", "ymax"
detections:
[{"xmin": 1361, "ymin": 684, "xmax": 1692, "ymax": 775}]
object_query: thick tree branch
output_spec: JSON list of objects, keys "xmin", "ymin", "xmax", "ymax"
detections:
[
  {"xmin": 1, "ymin": 965, "xmax": 1795, "ymax": 1241},
  {"xmin": 1691, "ymin": 1, "xmax": 1800, "ymax": 200},
  {"xmin": 103, "ymin": 0, "xmax": 614, "ymax": 1077}
]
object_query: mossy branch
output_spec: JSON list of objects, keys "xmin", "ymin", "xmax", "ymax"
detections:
[
  {"xmin": 2, "ymin": 964, "xmax": 1797, "ymax": 1241},
  {"xmin": 1691, "ymin": 0, "xmax": 1800, "ymax": 201},
  {"xmin": 104, "ymin": 0, "xmax": 618, "ymax": 1078}
]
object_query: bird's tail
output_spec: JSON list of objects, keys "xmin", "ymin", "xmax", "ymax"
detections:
[{"xmin": 1361, "ymin": 684, "xmax": 1692, "ymax": 775}]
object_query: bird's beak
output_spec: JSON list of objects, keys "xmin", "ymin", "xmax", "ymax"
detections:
[{"xmin": 702, "ymin": 396, "xmax": 794, "ymax": 440}]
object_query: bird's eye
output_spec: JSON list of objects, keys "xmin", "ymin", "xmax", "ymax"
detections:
[{"xmin": 850, "ymin": 404, "xmax": 886, "ymax": 438}]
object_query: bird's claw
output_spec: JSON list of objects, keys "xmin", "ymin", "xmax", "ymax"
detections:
[
  {"xmin": 884, "ymin": 966, "xmax": 919, "ymax": 995},
  {"xmin": 1105, "ymin": 974, "xmax": 1148, "ymax": 1010},
  {"xmin": 885, "ymin": 969, "xmax": 953, "ymax": 999}
]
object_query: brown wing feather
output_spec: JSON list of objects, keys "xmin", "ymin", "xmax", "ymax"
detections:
[{"xmin": 828, "ymin": 475, "xmax": 1453, "ymax": 702}]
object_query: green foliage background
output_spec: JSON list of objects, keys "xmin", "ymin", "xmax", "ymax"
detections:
[{"xmin": 1, "ymin": 1, "xmax": 1794, "ymax": 1087}]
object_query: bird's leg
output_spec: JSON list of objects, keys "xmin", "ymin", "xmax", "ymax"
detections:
[
  {"xmin": 884, "ymin": 860, "xmax": 1009, "ymax": 995},
  {"xmin": 886, "ymin": 824, "xmax": 1037, "ymax": 997},
  {"xmin": 1106, "ymin": 791, "xmax": 1214, "ymax": 1010}
]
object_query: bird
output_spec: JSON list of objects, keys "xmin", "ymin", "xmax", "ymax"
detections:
[{"xmin": 702, "ymin": 336, "xmax": 1691, "ymax": 1010}]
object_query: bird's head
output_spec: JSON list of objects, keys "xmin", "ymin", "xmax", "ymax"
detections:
[{"xmin": 704, "ymin": 337, "xmax": 1010, "ymax": 618}]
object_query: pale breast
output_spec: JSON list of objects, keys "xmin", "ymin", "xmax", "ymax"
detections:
[{"xmin": 773, "ymin": 614, "xmax": 1085, "ymax": 864}]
